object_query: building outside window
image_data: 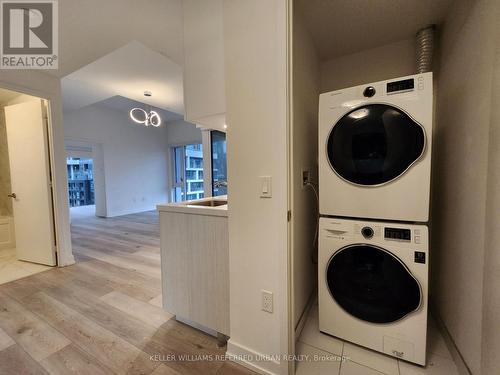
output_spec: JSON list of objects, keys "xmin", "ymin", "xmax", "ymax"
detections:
[
  {"xmin": 172, "ymin": 144, "xmax": 204, "ymax": 202},
  {"xmin": 67, "ymin": 157, "xmax": 95, "ymax": 207},
  {"xmin": 171, "ymin": 132, "xmax": 227, "ymax": 202},
  {"xmin": 211, "ymin": 131, "xmax": 227, "ymax": 196}
]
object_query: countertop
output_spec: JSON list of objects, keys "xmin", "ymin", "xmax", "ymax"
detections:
[{"xmin": 157, "ymin": 196, "xmax": 228, "ymax": 217}]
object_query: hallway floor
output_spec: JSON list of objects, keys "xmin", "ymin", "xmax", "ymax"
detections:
[
  {"xmin": 0, "ymin": 248, "xmax": 52, "ymax": 285},
  {"xmin": 69, "ymin": 204, "xmax": 96, "ymax": 221},
  {"xmin": 0, "ymin": 211, "xmax": 256, "ymax": 375},
  {"xmin": 296, "ymin": 303, "xmax": 459, "ymax": 375}
]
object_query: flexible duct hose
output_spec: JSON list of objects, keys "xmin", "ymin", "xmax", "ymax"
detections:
[{"xmin": 416, "ymin": 26, "xmax": 435, "ymax": 73}]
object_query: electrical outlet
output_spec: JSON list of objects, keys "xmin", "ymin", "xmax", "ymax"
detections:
[
  {"xmin": 261, "ymin": 290, "xmax": 273, "ymax": 313},
  {"xmin": 302, "ymin": 169, "xmax": 311, "ymax": 186}
]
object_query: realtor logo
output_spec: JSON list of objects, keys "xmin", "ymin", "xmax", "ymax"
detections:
[{"xmin": 1, "ymin": 0, "xmax": 58, "ymax": 69}]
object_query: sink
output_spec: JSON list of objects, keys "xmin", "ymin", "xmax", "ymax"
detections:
[{"xmin": 187, "ymin": 199, "xmax": 227, "ymax": 207}]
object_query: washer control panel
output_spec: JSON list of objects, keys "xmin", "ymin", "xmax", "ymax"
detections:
[
  {"xmin": 361, "ymin": 226, "xmax": 374, "ymax": 239},
  {"xmin": 322, "ymin": 219, "xmax": 427, "ymax": 247}
]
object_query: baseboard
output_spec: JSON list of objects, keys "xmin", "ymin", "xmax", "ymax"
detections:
[
  {"xmin": 226, "ymin": 340, "xmax": 281, "ymax": 375},
  {"xmin": 106, "ymin": 206, "xmax": 158, "ymax": 217},
  {"xmin": 430, "ymin": 309, "xmax": 472, "ymax": 375},
  {"xmin": 295, "ymin": 290, "xmax": 316, "ymax": 339}
]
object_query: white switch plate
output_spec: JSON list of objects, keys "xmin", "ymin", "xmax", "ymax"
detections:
[
  {"xmin": 260, "ymin": 176, "xmax": 272, "ymax": 198},
  {"xmin": 261, "ymin": 290, "xmax": 273, "ymax": 313}
]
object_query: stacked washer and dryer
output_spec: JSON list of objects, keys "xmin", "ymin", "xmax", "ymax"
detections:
[{"xmin": 317, "ymin": 73, "xmax": 433, "ymax": 366}]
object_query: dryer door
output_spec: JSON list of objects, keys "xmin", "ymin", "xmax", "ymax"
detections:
[
  {"xmin": 326, "ymin": 104, "xmax": 425, "ymax": 186},
  {"xmin": 326, "ymin": 244, "xmax": 421, "ymax": 323}
]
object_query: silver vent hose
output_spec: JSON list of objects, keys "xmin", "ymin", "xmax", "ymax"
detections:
[{"xmin": 416, "ymin": 26, "xmax": 435, "ymax": 73}]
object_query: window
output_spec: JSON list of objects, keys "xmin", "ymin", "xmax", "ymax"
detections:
[
  {"xmin": 211, "ymin": 131, "xmax": 227, "ymax": 196},
  {"xmin": 186, "ymin": 170, "xmax": 197, "ymax": 180},
  {"xmin": 171, "ymin": 144, "xmax": 204, "ymax": 202}
]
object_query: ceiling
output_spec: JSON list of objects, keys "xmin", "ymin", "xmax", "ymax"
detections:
[
  {"xmin": 54, "ymin": 0, "xmax": 183, "ymax": 78},
  {"xmin": 296, "ymin": 0, "xmax": 454, "ymax": 60},
  {"xmin": 96, "ymin": 96, "xmax": 183, "ymax": 123},
  {"xmin": 0, "ymin": 88, "xmax": 21, "ymax": 105},
  {"xmin": 62, "ymin": 41, "xmax": 184, "ymax": 114}
]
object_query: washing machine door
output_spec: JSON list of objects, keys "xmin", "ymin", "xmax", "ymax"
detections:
[
  {"xmin": 326, "ymin": 104, "xmax": 425, "ymax": 186},
  {"xmin": 326, "ymin": 244, "xmax": 421, "ymax": 323}
]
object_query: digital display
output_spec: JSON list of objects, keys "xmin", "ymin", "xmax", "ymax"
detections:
[
  {"xmin": 384, "ymin": 227, "xmax": 411, "ymax": 241},
  {"xmin": 387, "ymin": 79, "xmax": 414, "ymax": 93}
]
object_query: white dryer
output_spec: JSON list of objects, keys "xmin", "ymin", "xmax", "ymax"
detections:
[
  {"xmin": 319, "ymin": 217, "xmax": 428, "ymax": 365},
  {"xmin": 318, "ymin": 73, "xmax": 433, "ymax": 222}
]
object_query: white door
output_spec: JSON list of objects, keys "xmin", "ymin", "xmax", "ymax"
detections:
[{"xmin": 4, "ymin": 99, "xmax": 56, "ymax": 266}]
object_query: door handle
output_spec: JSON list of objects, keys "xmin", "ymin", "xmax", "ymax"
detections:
[{"xmin": 7, "ymin": 193, "xmax": 16, "ymax": 199}]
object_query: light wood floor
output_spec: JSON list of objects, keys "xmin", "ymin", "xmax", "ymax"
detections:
[{"xmin": 0, "ymin": 211, "xmax": 255, "ymax": 375}]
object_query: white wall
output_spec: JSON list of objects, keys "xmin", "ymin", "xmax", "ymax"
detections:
[
  {"xmin": 291, "ymin": 8, "xmax": 319, "ymax": 332},
  {"xmin": 0, "ymin": 71, "xmax": 74, "ymax": 266},
  {"xmin": 0, "ymin": 104, "xmax": 13, "ymax": 216},
  {"xmin": 223, "ymin": 0, "xmax": 290, "ymax": 374},
  {"xmin": 64, "ymin": 104, "xmax": 171, "ymax": 217},
  {"xmin": 166, "ymin": 119, "xmax": 202, "ymax": 145},
  {"xmin": 482, "ymin": 10, "xmax": 500, "ymax": 372},
  {"xmin": 320, "ymin": 39, "xmax": 416, "ymax": 93},
  {"xmin": 432, "ymin": 0, "xmax": 500, "ymax": 373}
]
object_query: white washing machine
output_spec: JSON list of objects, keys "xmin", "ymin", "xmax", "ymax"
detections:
[
  {"xmin": 319, "ymin": 217, "xmax": 428, "ymax": 365},
  {"xmin": 318, "ymin": 73, "xmax": 433, "ymax": 222}
]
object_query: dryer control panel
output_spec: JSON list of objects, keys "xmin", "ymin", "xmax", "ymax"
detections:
[
  {"xmin": 387, "ymin": 78, "xmax": 415, "ymax": 94},
  {"xmin": 384, "ymin": 227, "xmax": 411, "ymax": 241}
]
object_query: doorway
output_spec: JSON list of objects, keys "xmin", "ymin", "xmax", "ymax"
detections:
[{"xmin": 0, "ymin": 87, "xmax": 57, "ymax": 284}]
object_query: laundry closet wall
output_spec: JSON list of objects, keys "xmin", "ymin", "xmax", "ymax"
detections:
[
  {"xmin": 319, "ymin": 39, "xmax": 416, "ymax": 93},
  {"xmin": 223, "ymin": 1, "xmax": 290, "ymax": 374},
  {"xmin": 291, "ymin": 8, "xmax": 320, "ymax": 331},
  {"xmin": 431, "ymin": 0, "xmax": 500, "ymax": 373}
]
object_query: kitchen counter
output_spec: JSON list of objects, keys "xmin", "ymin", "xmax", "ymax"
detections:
[{"xmin": 156, "ymin": 195, "xmax": 227, "ymax": 217}]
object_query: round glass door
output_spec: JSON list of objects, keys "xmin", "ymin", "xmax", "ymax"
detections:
[
  {"xmin": 326, "ymin": 245, "xmax": 421, "ymax": 323},
  {"xmin": 327, "ymin": 104, "xmax": 425, "ymax": 186}
]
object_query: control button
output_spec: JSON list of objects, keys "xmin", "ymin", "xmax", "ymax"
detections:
[
  {"xmin": 415, "ymin": 235, "xmax": 421, "ymax": 244},
  {"xmin": 363, "ymin": 86, "xmax": 376, "ymax": 97},
  {"xmin": 418, "ymin": 83, "xmax": 424, "ymax": 90},
  {"xmin": 414, "ymin": 251, "xmax": 426, "ymax": 264},
  {"xmin": 361, "ymin": 226, "xmax": 374, "ymax": 239}
]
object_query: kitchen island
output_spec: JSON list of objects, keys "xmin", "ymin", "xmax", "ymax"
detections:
[{"xmin": 157, "ymin": 196, "xmax": 229, "ymax": 343}]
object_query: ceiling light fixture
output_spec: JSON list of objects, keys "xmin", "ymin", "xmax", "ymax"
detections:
[{"xmin": 129, "ymin": 91, "xmax": 162, "ymax": 127}]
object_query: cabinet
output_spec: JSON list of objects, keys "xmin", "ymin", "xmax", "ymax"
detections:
[
  {"xmin": 158, "ymin": 200, "xmax": 229, "ymax": 336},
  {"xmin": 182, "ymin": 0, "xmax": 226, "ymax": 130}
]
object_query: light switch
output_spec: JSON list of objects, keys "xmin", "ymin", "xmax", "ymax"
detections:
[{"xmin": 260, "ymin": 176, "xmax": 272, "ymax": 198}]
